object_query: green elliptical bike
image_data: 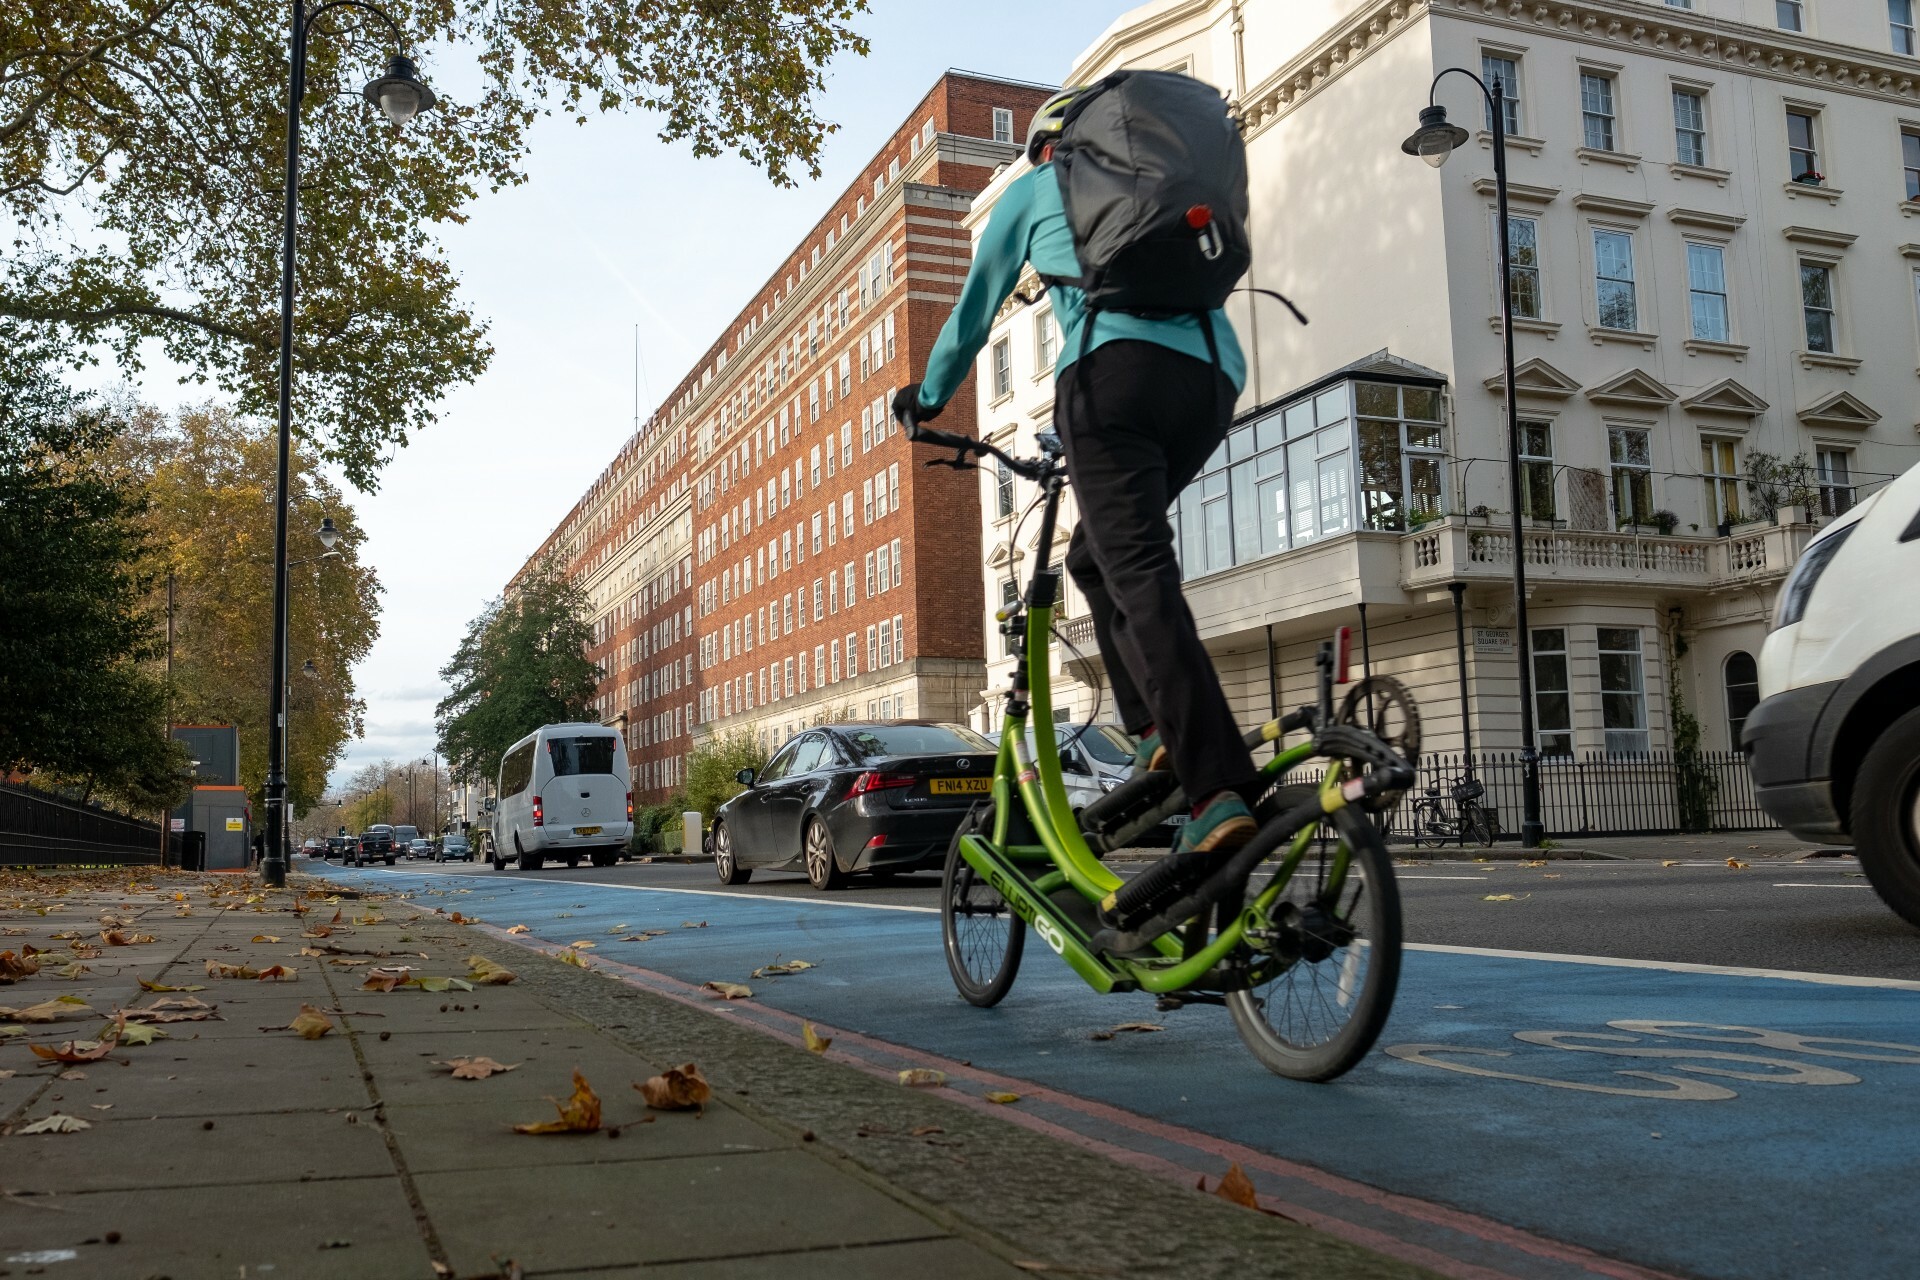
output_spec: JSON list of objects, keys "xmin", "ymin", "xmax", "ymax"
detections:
[{"xmin": 908, "ymin": 415, "xmax": 1423, "ymax": 1081}]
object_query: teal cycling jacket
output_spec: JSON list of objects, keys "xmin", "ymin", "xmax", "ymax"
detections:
[{"xmin": 916, "ymin": 164, "xmax": 1248, "ymax": 413}]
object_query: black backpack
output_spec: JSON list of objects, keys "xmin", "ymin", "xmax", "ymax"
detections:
[{"xmin": 1047, "ymin": 70, "xmax": 1252, "ymax": 317}]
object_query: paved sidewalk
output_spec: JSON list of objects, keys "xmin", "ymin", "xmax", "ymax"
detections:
[
  {"xmin": 1, "ymin": 868, "xmax": 1434, "ymax": 1279},
  {"xmin": 1393, "ymin": 829, "xmax": 1850, "ymax": 863}
]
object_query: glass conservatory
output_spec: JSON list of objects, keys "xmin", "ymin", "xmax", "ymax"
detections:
[{"xmin": 1170, "ymin": 376, "xmax": 1448, "ymax": 581}]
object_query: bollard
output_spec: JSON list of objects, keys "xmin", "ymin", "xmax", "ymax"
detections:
[{"xmin": 683, "ymin": 812, "xmax": 704, "ymax": 858}]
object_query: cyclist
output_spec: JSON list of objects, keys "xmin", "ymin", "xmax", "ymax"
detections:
[{"xmin": 894, "ymin": 88, "xmax": 1261, "ymax": 901}]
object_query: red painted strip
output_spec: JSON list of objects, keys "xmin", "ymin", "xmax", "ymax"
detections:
[{"xmin": 473, "ymin": 922, "xmax": 1680, "ymax": 1280}]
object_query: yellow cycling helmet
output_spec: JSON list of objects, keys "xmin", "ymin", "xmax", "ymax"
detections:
[{"xmin": 1025, "ymin": 87, "xmax": 1082, "ymax": 164}]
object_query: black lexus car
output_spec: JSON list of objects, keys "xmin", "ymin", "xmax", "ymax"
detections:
[{"xmin": 712, "ymin": 722, "xmax": 997, "ymax": 890}]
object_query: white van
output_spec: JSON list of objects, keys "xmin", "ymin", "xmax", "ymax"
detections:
[
  {"xmin": 490, "ymin": 724, "xmax": 633, "ymax": 871},
  {"xmin": 1745, "ymin": 462, "xmax": 1920, "ymax": 925}
]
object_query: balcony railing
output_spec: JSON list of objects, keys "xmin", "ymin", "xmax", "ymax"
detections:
[{"xmin": 1401, "ymin": 517, "xmax": 1815, "ymax": 592}]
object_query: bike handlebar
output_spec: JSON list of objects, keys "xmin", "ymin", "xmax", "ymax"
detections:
[{"xmin": 896, "ymin": 408, "xmax": 1058, "ymax": 483}]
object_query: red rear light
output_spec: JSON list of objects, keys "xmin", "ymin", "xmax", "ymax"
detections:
[
  {"xmin": 1185, "ymin": 203, "xmax": 1213, "ymax": 228},
  {"xmin": 1332, "ymin": 625, "xmax": 1353, "ymax": 685},
  {"xmin": 531, "ymin": 795, "xmax": 543, "ymax": 827},
  {"xmin": 626, "ymin": 792, "xmax": 634, "ymax": 822},
  {"xmin": 863, "ymin": 834, "xmax": 888, "ymax": 850},
  {"xmin": 846, "ymin": 771, "xmax": 916, "ymax": 799}
]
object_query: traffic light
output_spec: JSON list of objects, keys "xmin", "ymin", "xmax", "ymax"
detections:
[{"xmin": 338, "ymin": 825, "xmax": 347, "ymax": 837}]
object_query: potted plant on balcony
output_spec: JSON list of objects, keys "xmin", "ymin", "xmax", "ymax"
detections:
[
  {"xmin": 1743, "ymin": 451, "xmax": 1817, "ymax": 527},
  {"xmin": 1467, "ymin": 503, "xmax": 1493, "ymax": 525},
  {"xmin": 1793, "ymin": 170, "xmax": 1825, "ymax": 187},
  {"xmin": 1651, "ymin": 509, "xmax": 1679, "ymax": 536}
]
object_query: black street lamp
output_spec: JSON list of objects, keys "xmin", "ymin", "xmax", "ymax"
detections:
[
  {"xmin": 1402, "ymin": 69, "xmax": 1545, "ymax": 850},
  {"xmin": 262, "ymin": 4, "xmax": 432, "ymax": 889}
]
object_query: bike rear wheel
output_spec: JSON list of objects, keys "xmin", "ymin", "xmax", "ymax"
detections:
[
  {"xmin": 941, "ymin": 803, "xmax": 1025, "ymax": 1007},
  {"xmin": 1464, "ymin": 805, "xmax": 1495, "ymax": 848},
  {"xmin": 1227, "ymin": 806, "xmax": 1402, "ymax": 1081}
]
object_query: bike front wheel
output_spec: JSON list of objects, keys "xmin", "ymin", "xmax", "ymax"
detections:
[
  {"xmin": 941, "ymin": 803, "xmax": 1025, "ymax": 1007},
  {"xmin": 1463, "ymin": 804, "xmax": 1495, "ymax": 848},
  {"xmin": 1227, "ymin": 806, "xmax": 1402, "ymax": 1082},
  {"xmin": 1409, "ymin": 803, "xmax": 1445, "ymax": 850}
]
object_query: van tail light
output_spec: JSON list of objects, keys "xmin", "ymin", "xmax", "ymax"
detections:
[
  {"xmin": 626, "ymin": 792, "xmax": 634, "ymax": 822},
  {"xmin": 1332, "ymin": 625, "xmax": 1353, "ymax": 685},
  {"xmin": 532, "ymin": 796, "xmax": 543, "ymax": 827},
  {"xmin": 847, "ymin": 771, "xmax": 916, "ymax": 799}
]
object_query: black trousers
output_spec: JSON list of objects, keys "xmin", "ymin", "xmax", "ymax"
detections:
[{"xmin": 1056, "ymin": 340, "xmax": 1258, "ymax": 802}]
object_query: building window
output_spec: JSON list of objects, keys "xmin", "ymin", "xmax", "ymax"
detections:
[
  {"xmin": 1777, "ymin": 0, "xmax": 1804, "ymax": 31},
  {"xmin": 1531, "ymin": 628, "xmax": 1574, "ymax": 757},
  {"xmin": 1609, "ymin": 426, "xmax": 1653, "ymax": 527},
  {"xmin": 1786, "ymin": 110, "xmax": 1820, "ymax": 182},
  {"xmin": 1505, "ymin": 215, "xmax": 1542, "ymax": 319},
  {"xmin": 1355, "ymin": 383, "xmax": 1444, "ymax": 533},
  {"xmin": 890, "ymin": 537, "xmax": 903, "ymax": 587},
  {"xmin": 1672, "ymin": 88, "xmax": 1707, "ymax": 166},
  {"xmin": 1905, "ymin": 133, "xmax": 1920, "ymax": 201},
  {"xmin": 990, "ymin": 337, "xmax": 1012, "ymax": 399},
  {"xmin": 1482, "ymin": 54, "xmax": 1521, "ymax": 134},
  {"xmin": 1898, "ymin": 0, "xmax": 1919, "ymax": 54},
  {"xmin": 1598, "ymin": 628, "xmax": 1649, "ymax": 757},
  {"xmin": 1686, "ymin": 242, "xmax": 1730, "ymax": 342},
  {"xmin": 1579, "ymin": 72, "xmax": 1617, "ymax": 151},
  {"xmin": 1701, "ymin": 438, "xmax": 1742, "ymax": 528},
  {"xmin": 1816, "ymin": 448, "xmax": 1855, "ymax": 517},
  {"xmin": 1035, "ymin": 310, "xmax": 1057, "ymax": 370},
  {"xmin": 995, "ymin": 457, "xmax": 1015, "ymax": 519},
  {"xmin": 1518, "ymin": 421, "xmax": 1555, "ymax": 520},
  {"xmin": 992, "ymin": 107, "xmax": 1014, "ymax": 144},
  {"xmin": 1800, "ymin": 260, "xmax": 1836, "ymax": 353},
  {"xmin": 1724, "ymin": 652, "xmax": 1760, "ymax": 748},
  {"xmin": 1593, "ymin": 229, "xmax": 1638, "ymax": 331}
]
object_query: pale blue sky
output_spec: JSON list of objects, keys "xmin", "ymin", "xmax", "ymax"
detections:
[{"xmin": 313, "ymin": 2, "xmax": 1137, "ymax": 789}]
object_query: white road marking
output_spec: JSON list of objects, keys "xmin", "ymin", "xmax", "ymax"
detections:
[
  {"xmin": 1398, "ymin": 875, "xmax": 1491, "ymax": 881},
  {"xmin": 1770, "ymin": 883, "xmax": 1872, "ymax": 889},
  {"xmin": 1409, "ymin": 943, "xmax": 1920, "ymax": 991}
]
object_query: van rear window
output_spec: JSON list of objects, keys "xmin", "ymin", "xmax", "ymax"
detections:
[{"xmin": 548, "ymin": 737, "xmax": 617, "ymax": 777}]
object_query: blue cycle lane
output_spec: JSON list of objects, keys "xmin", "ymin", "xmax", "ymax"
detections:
[{"xmin": 319, "ymin": 866, "xmax": 1920, "ymax": 1280}]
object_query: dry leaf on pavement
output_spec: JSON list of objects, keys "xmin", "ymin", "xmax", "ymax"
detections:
[
  {"xmin": 1482, "ymin": 893, "xmax": 1529, "ymax": 902},
  {"xmin": 506, "ymin": 925, "xmax": 531, "ymax": 934},
  {"xmin": 558, "ymin": 951, "xmax": 587, "ymax": 968},
  {"xmin": 566, "ymin": 940, "xmax": 597, "ymax": 950},
  {"xmin": 512, "ymin": 1071, "xmax": 602, "ymax": 1134},
  {"xmin": 281, "ymin": 1006, "xmax": 334, "ymax": 1039},
  {"xmin": 137, "ymin": 979, "xmax": 205, "ymax": 993},
  {"xmin": 406, "ymin": 976, "xmax": 474, "ymax": 993},
  {"xmin": 802, "ymin": 1022, "xmax": 832, "ymax": 1054},
  {"xmin": 449, "ymin": 912, "xmax": 473, "ymax": 925},
  {"xmin": 251, "ymin": 934, "xmax": 282, "ymax": 944},
  {"xmin": 681, "ymin": 920, "xmax": 709, "ymax": 929},
  {"xmin": 701, "ymin": 981, "xmax": 752, "ymax": 1000},
  {"xmin": 19, "ymin": 1113, "xmax": 90, "ymax": 1134},
  {"xmin": 361, "ymin": 968, "xmax": 409, "ymax": 992},
  {"xmin": 0, "ymin": 950, "xmax": 41, "ymax": 983},
  {"xmin": 1, "ymin": 997, "xmax": 94, "ymax": 1024},
  {"xmin": 1211, "ymin": 1163, "xmax": 1261, "ymax": 1210},
  {"xmin": 637, "ymin": 1062, "xmax": 712, "ymax": 1111},
  {"xmin": 751, "ymin": 959, "xmax": 815, "ymax": 978},
  {"xmin": 1109, "ymin": 1022, "xmax": 1165, "ymax": 1035},
  {"xmin": 897, "ymin": 1068, "xmax": 947, "ymax": 1087},
  {"xmin": 465, "ymin": 956, "xmax": 516, "ymax": 985},
  {"xmin": 1661, "ymin": 860, "xmax": 1683, "ymax": 867},
  {"xmin": 1727, "ymin": 858, "xmax": 1751, "ymax": 869},
  {"xmin": 112, "ymin": 1021, "xmax": 164, "ymax": 1046},
  {"xmin": 204, "ymin": 959, "xmax": 260, "ymax": 979},
  {"xmin": 438, "ymin": 1056, "xmax": 519, "ymax": 1080},
  {"xmin": 29, "ymin": 1039, "xmax": 114, "ymax": 1063},
  {"xmin": 986, "ymin": 1091, "xmax": 1022, "ymax": 1104}
]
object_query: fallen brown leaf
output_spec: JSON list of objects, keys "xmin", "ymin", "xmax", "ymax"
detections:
[
  {"xmin": 438, "ymin": 1056, "xmax": 519, "ymax": 1080},
  {"xmin": 638, "ymin": 1062, "xmax": 712, "ymax": 1111},
  {"xmin": 204, "ymin": 959, "xmax": 259, "ymax": 979},
  {"xmin": 29, "ymin": 1039, "xmax": 114, "ymax": 1063},
  {"xmin": 1482, "ymin": 893, "xmax": 1529, "ymax": 902},
  {"xmin": 897, "ymin": 1068, "xmax": 947, "ymax": 1087},
  {"xmin": 752, "ymin": 959, "xmax": 816, "ymax": 979},
  {"xmin": 1661, "ymin": 860, "xmax": 1683, "ymax": 868},
  {"xmin": 136, "ymin": 979, "xmax": 206, "ymax": 993},
  {"xmin": 802, "ymin": 1022, "xmax": 832, "ymax": 1054},
  {"xmin": 1727, "ymin": 858, "xmax": 1752, "ymax": 869},
  {"xmin": 701, "ymin": 980, "xmax": 752, "ymax": 1000},
  {"xmin": 1212, "ymin": 1163, "xmax": 1261, "ymax": 1210},
  {"xmin": 1109, "ymin": 1022, "xmax": 1164, "ymax": 1035},
  {"xmin": 558, "ymin": 950, "xmax": 587, "ymax": 968},
  {"xmin": 361, "ymin": 968, "xmax": 408, "ymax": 992},
  {"xmin": 0, "ymin": 949, "xmax": 41, "ymax": 983},
  {"xmin": 251, "ymin": 934, "xmax": 282, "ymax": 944},
  {"xmin": 465, "ymin": 956, "xmax": 516, "ymax": 985},
  {"xmin": 0, "ymin": 997, "xmax": 94, "ymax": 1024},
  {"xmin": 506, "ymin": 924, "xmax": 531, "ymax": 935},
  {"xmin": 986, "ymin": 1091, "xmax": 1022, "ymax": 1104},
  {"xmin": 512, "ymin": 1071, "xmax": 602, "ymax": 1134},
  {"xmin": 19, "ymin": 1113, "xmax": 90, "ymax": 1134}
]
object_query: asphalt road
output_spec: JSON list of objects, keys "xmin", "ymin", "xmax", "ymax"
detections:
[{"xmin": 356, "ymin": 848, "xmax": 1918, "ymax": 979}]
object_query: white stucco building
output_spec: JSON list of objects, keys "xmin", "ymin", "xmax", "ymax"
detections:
[{"xmin": 968, "ymin": 0, "xmax": 1920, "ymax": 830}]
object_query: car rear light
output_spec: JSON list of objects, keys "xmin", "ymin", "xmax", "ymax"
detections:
[
  {"xmin": 847, "ymin": 771, "xmax": 916, "ymax": 799},
  {"xmin": 626, "ymin": 791, "xmax": 634, "ymax": 822},
  {"xmin": 863, "ymin": 834, "xmax": 888, "ymax": 850},
  {"xmin": 531, "ymin": 795, "xmax": 543, "ymax": 827},
  {"xmin": 1332, "ymin": 625, "xmax": 1353, "ymax": 684}
]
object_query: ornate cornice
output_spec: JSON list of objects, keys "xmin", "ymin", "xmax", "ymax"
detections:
[{"xmin": 1240, "ymin": 0, "xmax": 1920, "ymax": 145}]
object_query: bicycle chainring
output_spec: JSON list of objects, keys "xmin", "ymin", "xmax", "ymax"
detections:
[{"xmin": 1336, "ymin": 675, "xmax": 1421, "ymax": 809}]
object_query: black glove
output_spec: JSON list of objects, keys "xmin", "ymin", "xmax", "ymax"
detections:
[{"xmin": 893, "ymin": 382, "xmax": 942, "ymax": 435}]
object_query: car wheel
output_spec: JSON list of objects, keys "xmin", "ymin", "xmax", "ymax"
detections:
[
  {"xmin": 1852, "ymin": 706, "xmax": 1920, "ymax": 929},
  {"xmin": 589, "ymin": 849, "xmax": 618, "ymax": 868},
  {"xmin": 714, "ymin": 822, "xmax": 751, "ymax": 885},
  {"xmin": 384, "ymin": 856, "xmax": 395, "ymax": 865},
  {"xmin": 804, "ymin": 816, "xmax": 846, "ymax": 891}
]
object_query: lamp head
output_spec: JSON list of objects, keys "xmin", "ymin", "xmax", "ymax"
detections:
[
  {"xmin": 1401, "ymin": 104, "xmax": 1469, "ymax": 168},
  {"xmin": 363, "ymin": 55, "xmax": 435, "ymax": 126},
  {"xmin": 317, "ymin": 516, "xmax": 339, "ymax": 550},
  {"xmin": 301, "ymin": 660, "xmax": 319, "ymax": 679}
]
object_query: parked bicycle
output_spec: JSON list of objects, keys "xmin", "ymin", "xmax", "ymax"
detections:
[
  {"xmin": 1408, "ymin": 776, "xmax": 1497, "ymax": 849},
  {"xmin": 907, "ymin": 414, "xmax": 1422, "ymax": 1081}
]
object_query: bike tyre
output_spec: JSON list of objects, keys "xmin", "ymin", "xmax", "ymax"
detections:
[
  {"xmin": 1464, "ymin": 806, "xmax": 1495, "ymax": 848},
  {"xmin": 1409, "ymin": 804, "xmax": 1443, "ymax": 850},
  {"xmin": 941, "ymin": 803, "xmax": 1025, "ymax": 1008},
  {"xmin": 1226, "ymin": 806, "xmax": 1402, "ymax": 1082}
]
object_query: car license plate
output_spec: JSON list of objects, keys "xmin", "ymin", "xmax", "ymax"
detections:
[
  {"xmin": 929, "ymin": 778, "xmax": 990, "ymax": 795},
  {"xmin": 573, "ymin": 825, "xmax": 602, "ymax": 836}
]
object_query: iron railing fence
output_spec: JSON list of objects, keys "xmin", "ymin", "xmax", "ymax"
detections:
[
  {"xmin": 0, "ymin": 781, "xmax": 168, "ymax": 867},
  {"xmin": 1371, "ymin": 750, "xmax": 1777, "ymax": 841},
  {"xmin": 1271, "ymin": 749, "xmax": 1776, "ymax": 841}
]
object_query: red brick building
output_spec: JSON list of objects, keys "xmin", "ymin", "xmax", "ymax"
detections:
[{"xmin": 512, "ymin": 71, "xmax": 1054, "ymax": 802}]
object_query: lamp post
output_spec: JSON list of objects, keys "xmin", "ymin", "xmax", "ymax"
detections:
[
  {"xmin": 262, "ymin": 8, "xmax": 433, "ymax": 888},
  {"xmin": 1401, "ymin": 70, "xmax": 1544, "ymax": 849}
]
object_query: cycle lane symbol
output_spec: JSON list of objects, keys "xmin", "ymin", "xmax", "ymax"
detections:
[{"xmin": 1385, "ymin": 1020, "xmax": 1920, "ymax": 1099}]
